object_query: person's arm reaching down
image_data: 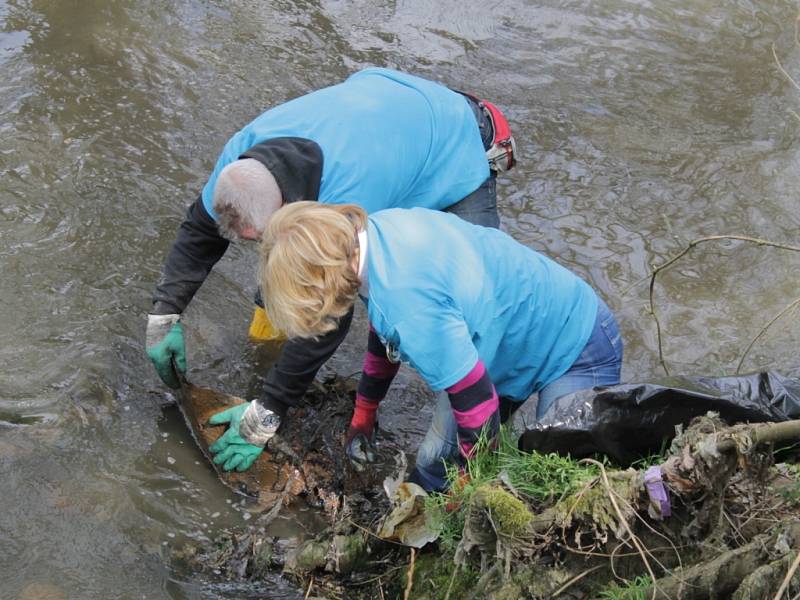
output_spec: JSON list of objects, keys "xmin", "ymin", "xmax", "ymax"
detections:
[
  {"xmin": 446, "ymin": 359, "xmax": 499, "ymax": 460},
  {"xmin": 146, "ymin": 197, "xmax": 230, "ymax": 387},
  {"xmin": 152, "ymin": 196, "xmax": 230, "ymax": 314},
  {"xmin": 346, "ymin": 325, "xmax": 400, "ymax": 466},
  {"xmin": 208, "ymin": 309, "xmax": 355, "ymax": 471}
]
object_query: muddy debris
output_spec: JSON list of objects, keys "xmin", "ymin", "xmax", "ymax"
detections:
[
  {"xmin": 173, "ymin": 375, "xmax": 399, "ymax": 589},
  {"xmin": 177, "ymin": 374, "xmax": 391, "ymax": 519},
  {"xmin": 177, "ymin": 388, "xmax": 800, "ymax": 599}
]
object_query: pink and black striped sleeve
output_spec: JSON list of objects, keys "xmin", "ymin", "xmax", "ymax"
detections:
[
  {"xmin": 446, "ymin": 359, "xmax": 500, "ymax": 459},
  {"xmin": 356, "ymin": 325, "xmax": 400, "ymax": 409}
]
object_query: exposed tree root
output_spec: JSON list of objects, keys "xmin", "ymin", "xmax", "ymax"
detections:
[
  {"xmin": 643, "ymin": 532, "xmax": 779, "ymax": 599},
  {"xmin": 733, "ymin": 550, "xmax": 800, "ymax": 600}
]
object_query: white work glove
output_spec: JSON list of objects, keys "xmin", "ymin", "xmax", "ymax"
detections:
[
  {"xmin": 239, "ymin": 400, "xmax": 282, "ymax": 446},
  {"xmin": 145, "ymin": 314, "xmax": 185, "ymax": 388}
]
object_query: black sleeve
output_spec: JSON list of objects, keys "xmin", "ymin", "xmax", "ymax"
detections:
[
  {"xmin": 241, "ymin": 137, "xmax": 323, "ymax": 203},
  {"xmin": 151, "ymin": 196, "xmax": 229, "ymax": 315},
  {"xmin": 151, "ymin": 136, "xmax": 323, "ymax": 315},
  {"xmin": 257, "ymin": 306, "xmax": 354, "ymax": 418}
]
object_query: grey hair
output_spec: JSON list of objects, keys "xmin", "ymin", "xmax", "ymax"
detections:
[{"xmin": 212, "ymin": 158, "xmax": 283, "ymax": 240}]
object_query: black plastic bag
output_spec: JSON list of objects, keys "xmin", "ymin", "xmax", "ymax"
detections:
[{"xmin": 518, "ymin": 371, "xmax": 800, "ymax": 465}]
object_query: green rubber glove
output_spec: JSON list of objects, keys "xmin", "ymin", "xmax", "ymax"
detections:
[
  {"xmin": 145, "ymin": 314, "xmax": 186, "ymax": 389},
  {"xmin": 208, "ymin": 403, "xmax": 269, "ymax": 472}
]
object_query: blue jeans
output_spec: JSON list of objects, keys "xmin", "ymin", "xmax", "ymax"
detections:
[
  {"xmin": 445, "ymin": 174, "xmax": 499, "ymax": 229},
  {"xmin": 536, "ymin": 298, "xmax": 623, "ymax": 418},
  {"xmin": 409, "ymin": 298, "xmax": 623, "ymax": 492},
  {"xmin": 444, "ymin": 92, "xmax": 500, "ymax": 229}
]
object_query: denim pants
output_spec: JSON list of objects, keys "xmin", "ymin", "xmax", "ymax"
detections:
[
  {"xmin": 409, "ymin": 298, "xmax": 623, "ymax": 492},
  {"xmin": 444, "ymin": 174, "xmax": 499, "ymax": 229},
  {"xmin": 444, "ymin": 93, "xmax": 499, "ymax": 229}
]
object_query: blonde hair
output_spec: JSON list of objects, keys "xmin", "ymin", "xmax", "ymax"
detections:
[{"xmin": 259, "ymin": 201, "xmax": 367, "ymax": 339}]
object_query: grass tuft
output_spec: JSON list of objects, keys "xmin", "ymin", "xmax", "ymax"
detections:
[
  {"xmin": 597, "ymin": 575, "xmax": 653, "ymax": 600},
  {"xmin": 424, "ymin": 426, "xmax": 609, "ymax": 549}
]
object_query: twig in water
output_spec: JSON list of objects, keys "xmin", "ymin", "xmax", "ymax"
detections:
[
  {"xmin": 795, "ymin": 11, "xmax": 800, "ymax": 47},
  {"xmin": 773, "ymin": 43, "xmax": 800, "ymax": 92},
  {"xmin": 645, "ymin": 235, "xmax": 800, "ymax": 375},
  {"xmin": 404, "ymin": 547, "xmax": 416, "ymax": 600},
  {"xmin": 736, "ymin": 295, "xmax": 800, "ymax": 374},
  {"xmin": 771, "ymin": 41, "xmax": 800, "ymax": 126},
  {"xmin": 772, "ymin": 551, "xmax": 800, "ymax": 600},
  {"xmin": 304, "ymin": 577, "xmax": 313, "ymax": 599}
]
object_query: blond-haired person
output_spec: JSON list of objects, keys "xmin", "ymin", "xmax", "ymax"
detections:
[{"xmin": 250, "ymin": 202, "xmax": 623, "ymax": 491}]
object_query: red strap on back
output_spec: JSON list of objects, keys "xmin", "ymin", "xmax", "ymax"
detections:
[
  {"xmin": 480, "ymin": 99, "xmax": 511, "ymax": 144},
  {"xmin": 460, "ymin": 91, "xmax": 516, "ymax": 171}
]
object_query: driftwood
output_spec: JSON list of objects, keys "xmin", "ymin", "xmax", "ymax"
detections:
[{"xmin": 643, "ymin": 531, "xmax": 800, "ymax": 600}]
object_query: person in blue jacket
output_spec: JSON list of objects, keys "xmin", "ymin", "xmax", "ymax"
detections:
[
  {"xmin": 144, "ymin": 68, "xmax": 517, "ymax": 469},
  {"xmin": 250, "ymin": 202, "xmax": 623, "ymax": 490}
]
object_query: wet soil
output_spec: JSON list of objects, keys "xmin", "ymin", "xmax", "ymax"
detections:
[
  {"xmin": 176, "ymin": 401, "xmax": 800, "ymax": 599},
  {"xmin": 178, "ymin": 374, "xmax": 393, "ymax": 521}
]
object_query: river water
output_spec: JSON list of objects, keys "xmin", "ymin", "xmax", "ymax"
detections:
[{"xmin": 2, "ymin": 1, "xmax": 799, "ymax": 598}]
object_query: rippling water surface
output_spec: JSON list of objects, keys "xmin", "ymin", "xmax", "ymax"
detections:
[{"xmin": 2, "ymin": 1, "xmax": 800, "ymax": 598}]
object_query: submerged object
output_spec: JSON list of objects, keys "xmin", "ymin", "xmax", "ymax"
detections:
[
  {"xmin": 175, "ymin": 374, "xmax": 382, "ymax": 516},
  {"xmin": 177, "ymin": 376, "xmax": 302, "ymax": 506}
]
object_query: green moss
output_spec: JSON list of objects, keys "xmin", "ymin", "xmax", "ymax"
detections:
[
  {"xmin": 424, "ymin": 428, "xmax": 627, "ymax": 556},
  {"xmin": 475, "ymin": 485, "xmax": 532, "ymax": 536},
  {"xmin": 551, "ymin": 469, "xmax": 637, "ymax": 536},
  {"xmin": 597, "ymin": 575, "xmax": 653, "ymax": 600}
]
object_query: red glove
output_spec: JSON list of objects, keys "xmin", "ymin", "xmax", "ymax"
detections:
[
  {"xmin": 345, "ymin": 395, "xmax": 378, "ymax": 469},
  {"xmin": 346, "ymin": 395, "xmax": 378, "ymax": 442}
]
